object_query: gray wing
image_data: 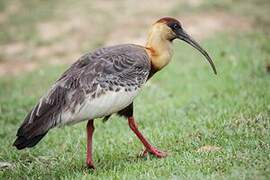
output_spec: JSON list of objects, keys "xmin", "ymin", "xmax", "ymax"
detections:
[{"xmin": 15, "ymin": 44, "xmax": 151, "ymax": 146}]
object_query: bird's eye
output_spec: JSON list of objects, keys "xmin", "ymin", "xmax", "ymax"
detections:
[{"xmin": 173, "ymin": 23, "xmax": 179, "ymax": 29}]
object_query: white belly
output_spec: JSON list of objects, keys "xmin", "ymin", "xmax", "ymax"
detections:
[{"xmin": 60, "ymin": 88, "xmax": 139, "ymax": 124}]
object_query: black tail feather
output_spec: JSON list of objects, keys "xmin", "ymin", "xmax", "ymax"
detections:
[
  {"xmin": 13, "ymin": 132, "xmax": 48, "ymax": 150},
  {"xmin": 13, "ymin": 95, "xmax": 57, "ymax": 150}
]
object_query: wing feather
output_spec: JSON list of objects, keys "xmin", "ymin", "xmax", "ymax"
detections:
[{"xmin": 14, "ymin": 44, "xmax": 151, "ymax": 149}]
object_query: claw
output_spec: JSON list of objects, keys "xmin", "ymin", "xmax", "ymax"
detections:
[
  {"xmin": 139, "ymin": 147, "xmax": 168, "ymax": 158},
  {"xmin": 86, "ymin": 160, "xmax": 95, "ymax": 169}
]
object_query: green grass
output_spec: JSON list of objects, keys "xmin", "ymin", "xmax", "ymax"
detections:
[
  {"xmin": 171, "ymin": 0, "xmax": 270, "ymax": 33},
  {"xmin": 0, "ymin": 0, "xmax": 61, "ymax": 44},
  {"xmin": 0, "ymin": 31, "xmax": 269, "ymax": 179},
  {"xmin": 0, "ymin": 0, "xmax": 270, "ymax": 179}
]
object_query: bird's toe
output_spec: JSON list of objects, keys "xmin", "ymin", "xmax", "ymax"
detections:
[
  {"xmin": 86, "ymin": 161, "xmax": 95, "ymax": 169},
  {"xmin": 139, "ymin": 147, "xmax": 168, "ymax": 158}
]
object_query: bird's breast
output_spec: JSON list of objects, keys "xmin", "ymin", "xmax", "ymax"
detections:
[{"xmin": 60, "ymin": 88, "xmax": 140, "ymax": 125}]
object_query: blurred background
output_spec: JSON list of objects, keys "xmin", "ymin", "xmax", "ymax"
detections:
[
  {"xmin": 0, "ymin": 0, "xmax": 269, "ymax": 179},
  {"xmin": 0, "ymin": 0, "xmax": 269, "ymax": 75}
]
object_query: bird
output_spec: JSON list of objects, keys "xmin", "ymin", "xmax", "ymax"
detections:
[{"xmin": 13, "ymin": 17, "xmax": 217, "ymax": 169}]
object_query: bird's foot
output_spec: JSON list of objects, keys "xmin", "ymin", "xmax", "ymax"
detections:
[
  {"xmin": 86, "ymin": 160, "xmax": 95, "ymax": 169},
  {"xmin": 140, "ymin": 147, "xmax": 168, "ymax": 158}
]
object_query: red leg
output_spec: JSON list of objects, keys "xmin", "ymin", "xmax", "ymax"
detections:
[
  {"xmin": 86, "ymin": 120, "xmax": 95, "ymax": 169},
  {"xmin": 128, "ymin": 117, "xmax": 167, "ymax": 158}
]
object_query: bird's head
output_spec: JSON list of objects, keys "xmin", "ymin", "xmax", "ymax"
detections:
[{"xmin": 150, "ymin": 17, "xmax": 217, "ymax": 74}]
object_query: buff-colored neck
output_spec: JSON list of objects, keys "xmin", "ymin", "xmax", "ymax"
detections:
[{"xmin": 145, "ymin": 23, "xmax": 174, "ymax": 71}]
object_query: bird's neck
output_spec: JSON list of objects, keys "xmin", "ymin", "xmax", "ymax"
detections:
[{"xmin": 145, "ymin": 27, "xmax": 173, "ymax": 71}]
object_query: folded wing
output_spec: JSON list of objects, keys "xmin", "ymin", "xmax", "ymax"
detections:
[{"xmin": 13, "ymin": 44, "xmax": 151, "ymax": 149}]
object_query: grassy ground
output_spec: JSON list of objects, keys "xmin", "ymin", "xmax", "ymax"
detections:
[{"xmin": 0, "ymin": 0, "xmax": 270, "ymax": 179}]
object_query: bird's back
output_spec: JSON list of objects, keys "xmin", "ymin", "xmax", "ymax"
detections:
[{"xmin": 14, "ymin": 44, "xmax": 151, "ymax": 149}]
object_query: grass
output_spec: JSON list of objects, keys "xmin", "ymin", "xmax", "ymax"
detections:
[
  {"xmin": 171, "ymin": 0, "xmax": 270, "ymax": 33},
  {"xmin": 0, "ymin": 0, "xmax": 61, "ymax": 44},
  {"xmin": 0, "ymin": 0, "xmax": 270, "ymax": 179},
  {"xmin": 0, "ymin": 31, "xmax": 269, "ymax": 179}
]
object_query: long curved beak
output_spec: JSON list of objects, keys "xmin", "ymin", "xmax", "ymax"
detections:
[{"xmin": 176, "ymin": 29, "xmax": 217, "ymax": 75}]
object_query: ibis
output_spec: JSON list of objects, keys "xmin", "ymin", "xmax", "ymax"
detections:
[{"xmin": 13, "ymin": 17, "xmax": 217, "ymax": 169}]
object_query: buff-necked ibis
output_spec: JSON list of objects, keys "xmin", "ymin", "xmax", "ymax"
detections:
[{"xmin": 13, "ymin": 17, "xmax": 217, "ymax": 169}]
